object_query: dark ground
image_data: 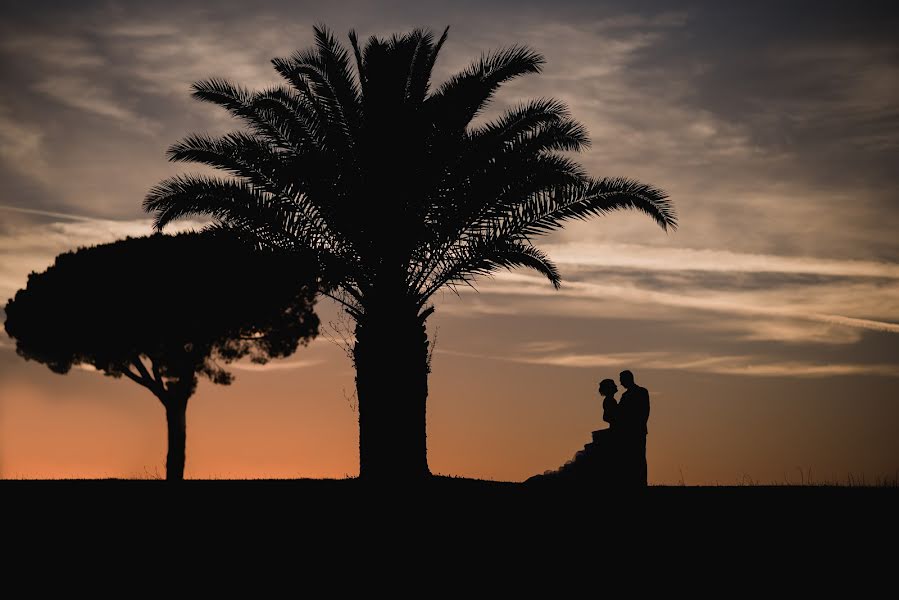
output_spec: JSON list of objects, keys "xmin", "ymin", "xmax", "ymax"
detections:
[
  {"xmin": 2, "ymin": 477, "xmax": 895, "ymax": 577},
  {"xmin": 4, "ymin": 475, "xmax": 896, "ymax": 519}
]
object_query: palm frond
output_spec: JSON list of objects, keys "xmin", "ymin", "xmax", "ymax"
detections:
[
  {"xmin": 348, "ymin": 29, "xmax": 367, "ymax": 96},
  {"xmin": 432, "ymin": 153, "xmax": 587, "ymax": 243},
  {"xmin": 191, "ymin": 78, "xmax": 305, "ymax": 151},
  {"xmin": 508, "ymin": 119, "xmax": 591, "ymax": 154},
  {"xmin": 401, "ymin": 28, "xmax": 436, "ymax": 106},
  {"xmin": 271, "ymin": 27, "xmax": 360, "ymax": 159},
  {"xmin": 166, "ymin": 132, "xmax": 299, "ymax": 194},
  {"xmin": 421, "ymin": 25, "xmax": 450, "ymax": 97},
  {"xmin": 250, "ymin": 86, "xmax": 322, "ymax": 150},
  {"xmin": 144, "ymin": 175, "xmax": 317, "ymax": 246},
  {"xmin": 191, "ymin": 77, "xmax": 254, "ymax": 113},
  {"xmin": 421, "ymin": 237, "xmax": 560, "ymax": 300},
  {"xmin": 427, "ymin": 45, "xmax": 545, "ymax": 132},
  {"xmin": 312, "ymin": 24, "xmax": 363, "ymax": 137},
  {"xmin": 469, "ymin": 98, "xmax": 572, "ymax": 143},
  {"xmin": 424, "ymin": 103, "xmax": 588, "ymax": 237},
  {"xmin": 522, "ymin": 176, "xmax": 677, "ymax": 234}
]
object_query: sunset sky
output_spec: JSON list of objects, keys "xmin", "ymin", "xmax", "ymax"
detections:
[{"xmin": 1, "ymin": 0, "xmax": 897, "ymax": 483}]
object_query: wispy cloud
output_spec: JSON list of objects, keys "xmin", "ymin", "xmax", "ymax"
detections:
[
  {"xmin": 0, "ymin": 107, "xmax": 49, "ymax": 183},
  {"xmin": 435, "ymin": 255, "xmax": 899, "ymax": 349},
  {"xmin": 33, "ymin": 75, "xmax": 158, "ymax": 134},
  {"xmin": 0, "ymin": 205, "xmax": 115, "ymax": 222},
  {"xmin": 228, "ymin": 358, "xmax": 323, "ymax": 372},
  {"xmin": 1, "ymin": 33, "xmax": 106, "ymax": 69},
  {"xmin": 438, "ymin": 348, "xmax": 899, "ymax": 378},
  {"xmin": 710, "ymin": 318, "xmax": 866, "ymax": 346},
  {"xmin": 543, "ymin": 242, "xmax": 899, "ymax": 279},
  {"xmin": 461, "ymin": 271, "xmax": 899, "ymax": 335},
  {"xmin": 762, "ymin": 41, "xmax": 899, "ymax": 150}
]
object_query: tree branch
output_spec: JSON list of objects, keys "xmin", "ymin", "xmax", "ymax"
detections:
[
  {"xmin": 122, "ymin": 366, "xmax": 148, "ymax": 387},
  {"xmin": 149, "ymin": 356, "xmax": 166, "ymax": 393},
  {"xmin": 132, "ymin": 355, "xmax": 165, "ymax": 401}
]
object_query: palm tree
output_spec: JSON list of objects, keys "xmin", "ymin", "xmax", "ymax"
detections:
[{"xmin": 144, "ymin": 24, "xmax": 677, "ymax": 481}]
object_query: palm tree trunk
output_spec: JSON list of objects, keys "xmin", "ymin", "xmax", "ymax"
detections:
[
  {"xmin": 354, "ymin": 301, "xmax": 431, "ymax": 481},
  {"xmin": 164, "ymin": 396, "xmax": 188, "ymax": 481}
]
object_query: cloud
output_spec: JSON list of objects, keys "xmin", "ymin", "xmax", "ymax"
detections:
[
  {"xmin": 0, "ymin": 205, "xmax": 118, "ymax": 223},
  {"xmin": 705, "ymin": 318, "xmax": 865, "ymax": 346},
  {"xmin": 542, "ymin": 241, "xmax": 899, "ymax": 279},
  {"xmin": 483, "ymin": 271, "xmax": 899, "ymax": 333},
  {"xmin": 511, "ymin": 240, "xmax": 899, "ymax": 344},
  {"xmin": 760, "ymin": 41, "xmax": 899, "ymax": 150},
  {"xmin": 105, "ymin": 23, "xmax": 182, "ymax": 38},
  {"xmin": 32, "ymin": 76, "xmax": 158, "ymax": 134},
  {"xmin": 521, "ymin": 340, "xmax": 573, "ymax": 354},
  {"xmin": 589, "ymin": 11, "xmax": 690, "ymax": 30},
  {"xmin": 500, "ymin": 15, "xmax": 766, "ymax": 176},
  {"xmin": 0, "ymin": 34, "xmax": 106, "ymax": 69},
  {"xmin": 227, "ymin": 358, "xmax": 323, "ymax": 372},
  {"xmin": 438, "ymin": 348, "xmax": 899, "ymax": 378},
  {"xmin": 433, "ymin": 255, "xmax": 899, "ymax": 348},
  {"xmin": 0, "ymin": 107, "xmax": 49, "ymax": 183}
]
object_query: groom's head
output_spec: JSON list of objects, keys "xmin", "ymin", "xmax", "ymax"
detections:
[{"xmin": 620, "ymin": 370, "xmax": 635, "ymax": 389}]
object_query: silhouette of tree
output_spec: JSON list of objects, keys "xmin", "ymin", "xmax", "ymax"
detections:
[
  {"xmin": 144, "ymin": 25, "xmax": 677, "ymax": 481},
  {"xmin": 3, "ymin": 232, "xmax": 319, "ymax": 480}
]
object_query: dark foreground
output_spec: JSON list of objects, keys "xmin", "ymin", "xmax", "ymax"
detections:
[
  {"xmin": 4, "ymin": 475, "xmax": 896, "ymax": 518},
  {"xmin": 4, "ymin": 477, "xmax": 897, "ymax": 570}
]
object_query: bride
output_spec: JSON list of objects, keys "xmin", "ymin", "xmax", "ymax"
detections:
[{"xmin": 599, "ymin": 378, "xmax": 619, "ymax": 429}]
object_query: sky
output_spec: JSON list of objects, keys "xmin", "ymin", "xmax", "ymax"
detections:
[{"xmin": 1, "ymin": 0, "xmax": 897, "ymax": 483}]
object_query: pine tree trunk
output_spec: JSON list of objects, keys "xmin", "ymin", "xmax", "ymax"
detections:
[
  {"xmin": 165, "ymin": 397, "xmax": 188, "ymax": 481},
  {"xmin": 354, "ymin": 300, "xmax": 431, "ymax": 482}
]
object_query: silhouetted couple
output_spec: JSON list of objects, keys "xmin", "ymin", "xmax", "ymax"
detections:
[{"xmin": 598, "ymin": 370, "xmax": 650, "ymax": 487}]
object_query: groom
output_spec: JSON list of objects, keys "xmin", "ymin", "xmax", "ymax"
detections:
[{"xmin": 618, "ymin": 370, "xmax": 650, "ymax": 487}]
